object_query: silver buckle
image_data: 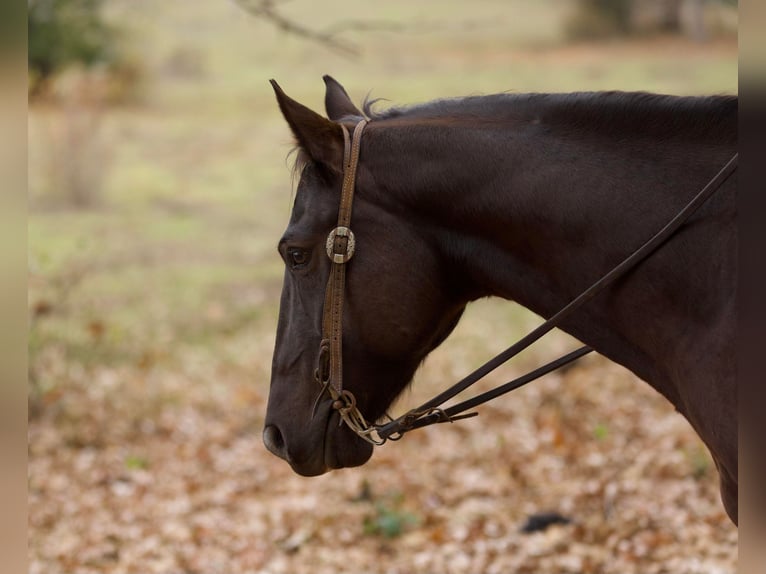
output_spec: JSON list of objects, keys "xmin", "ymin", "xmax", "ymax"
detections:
[{"xmin": 326, "ymin": 226, "xmax": 355, "ymax": 264}]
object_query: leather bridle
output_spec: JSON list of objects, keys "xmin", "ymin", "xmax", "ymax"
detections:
[
  {"xmin": 312, "ymin": 120, "xmax": 379, "ymax": 441},
  {"xmin": 313, "ymin": 118, "xmax": 738, "ymax": 446}
]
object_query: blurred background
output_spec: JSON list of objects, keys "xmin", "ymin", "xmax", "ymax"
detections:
[{"xmin": 28, "ymin": 1, "xmax": 738, "ymax": 573}]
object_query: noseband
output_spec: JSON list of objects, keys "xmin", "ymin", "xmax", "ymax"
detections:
[{"xmin": 314, "ymin": 118, "xmax": 738, "ymax": 446}]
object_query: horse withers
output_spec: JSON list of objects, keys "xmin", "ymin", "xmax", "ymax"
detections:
[{"xmin": 263, "ymin": 76, "xmax": 737, "ymax": 524}]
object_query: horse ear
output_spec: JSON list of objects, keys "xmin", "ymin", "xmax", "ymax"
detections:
[
  {"xmin": 323, "ymin": 75, "xmax": 363, "ymax": 120},
  {"xmin": 270, "ymin": 79, "xmax": 344, "ymax": 174}
]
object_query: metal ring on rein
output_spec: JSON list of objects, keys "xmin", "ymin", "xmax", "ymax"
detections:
[
  {"xmin": 331, "ymin": 393, "xmax": 455, "ymax": 446},
  {"xmin": 331, "ymin": 390, "xmax": 387, "ymax": 445}
]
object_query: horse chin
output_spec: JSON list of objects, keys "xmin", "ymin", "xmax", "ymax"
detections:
[
  {"xmin": 323, "ymin": 410, "xmax": 374, "ymax": 470},
  {"xmin": 286, "ymin": 404, "xmax": 373, "ymax": 477}
]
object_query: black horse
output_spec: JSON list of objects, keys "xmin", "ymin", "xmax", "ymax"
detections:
[{"xmin": 263, "ymin": 76, "xmax": 737, "ymax": 524}]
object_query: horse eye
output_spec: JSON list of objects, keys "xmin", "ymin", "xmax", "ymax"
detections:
[{"xmin": 287, "ymin": 248, "xmax": 309, "ymax": 268}]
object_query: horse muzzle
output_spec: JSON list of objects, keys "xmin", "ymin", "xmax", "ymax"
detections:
[{"xmin": 262, "ymin": 400, "xmax": 373, "ymax": 476}]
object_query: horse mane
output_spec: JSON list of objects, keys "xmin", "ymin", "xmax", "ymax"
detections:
[
  {"xmin": 285, "ymin": 90, "xmax": 736, "ymax": 181},
  {"xmin": 363, "ymin": 90, "xmax": 737, "ymax": 140}
]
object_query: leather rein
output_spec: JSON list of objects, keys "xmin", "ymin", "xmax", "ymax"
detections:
[{"xmin": 314, "ymin": 118, "xmax": 738, "ymax": 446}]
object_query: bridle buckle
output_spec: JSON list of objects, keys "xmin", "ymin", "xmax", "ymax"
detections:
[{"xmin": 326, "ymin": 226, "xmax": 355, "ymax": 264}]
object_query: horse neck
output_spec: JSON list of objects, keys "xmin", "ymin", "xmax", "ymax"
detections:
[{"xmin": 362, "ymin": 96, "xmax": 736, "ymax": 401}]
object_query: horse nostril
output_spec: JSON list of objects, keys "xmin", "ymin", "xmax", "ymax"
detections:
[{"xmin": 263, "ymin": 425, "xmax": 288, "ymax": 461}]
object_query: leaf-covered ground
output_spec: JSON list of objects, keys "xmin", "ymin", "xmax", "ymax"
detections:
[{"xmin": 29, "ymin": 328, "xmax": 737, "ymax": 573}]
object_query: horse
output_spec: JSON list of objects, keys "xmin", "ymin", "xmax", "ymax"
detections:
[{"xmin": 262, "ymin": 76, "xmax": 738, "ymax": 525}]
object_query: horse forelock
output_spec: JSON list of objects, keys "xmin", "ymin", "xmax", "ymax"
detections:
[{"xmin": 286, "ymin": 146, "xmax": 312, "ymax": 190}]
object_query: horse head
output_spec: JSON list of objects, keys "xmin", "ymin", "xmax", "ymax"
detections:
[{"xmin": 263, "ymin": 77, "xmax": 466, "ymax": 476}]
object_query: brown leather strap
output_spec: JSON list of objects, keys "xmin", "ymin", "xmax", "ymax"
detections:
[{"xmin": 319, "ymin": 120, "xmax": 367, "ymax": 399}]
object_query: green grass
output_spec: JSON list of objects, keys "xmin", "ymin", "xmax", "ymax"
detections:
[{"xmin": 28, "ymin": 0, "xmax": 737, "ymax": 405}]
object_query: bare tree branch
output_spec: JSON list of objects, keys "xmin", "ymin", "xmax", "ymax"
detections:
[
  {"xmin": 232, "ymin": 0, "xmax": 360, "ymax": 56},
  {"xmin": 233, "ymin": 1, "xmax": 504, "ymax": 57}
]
